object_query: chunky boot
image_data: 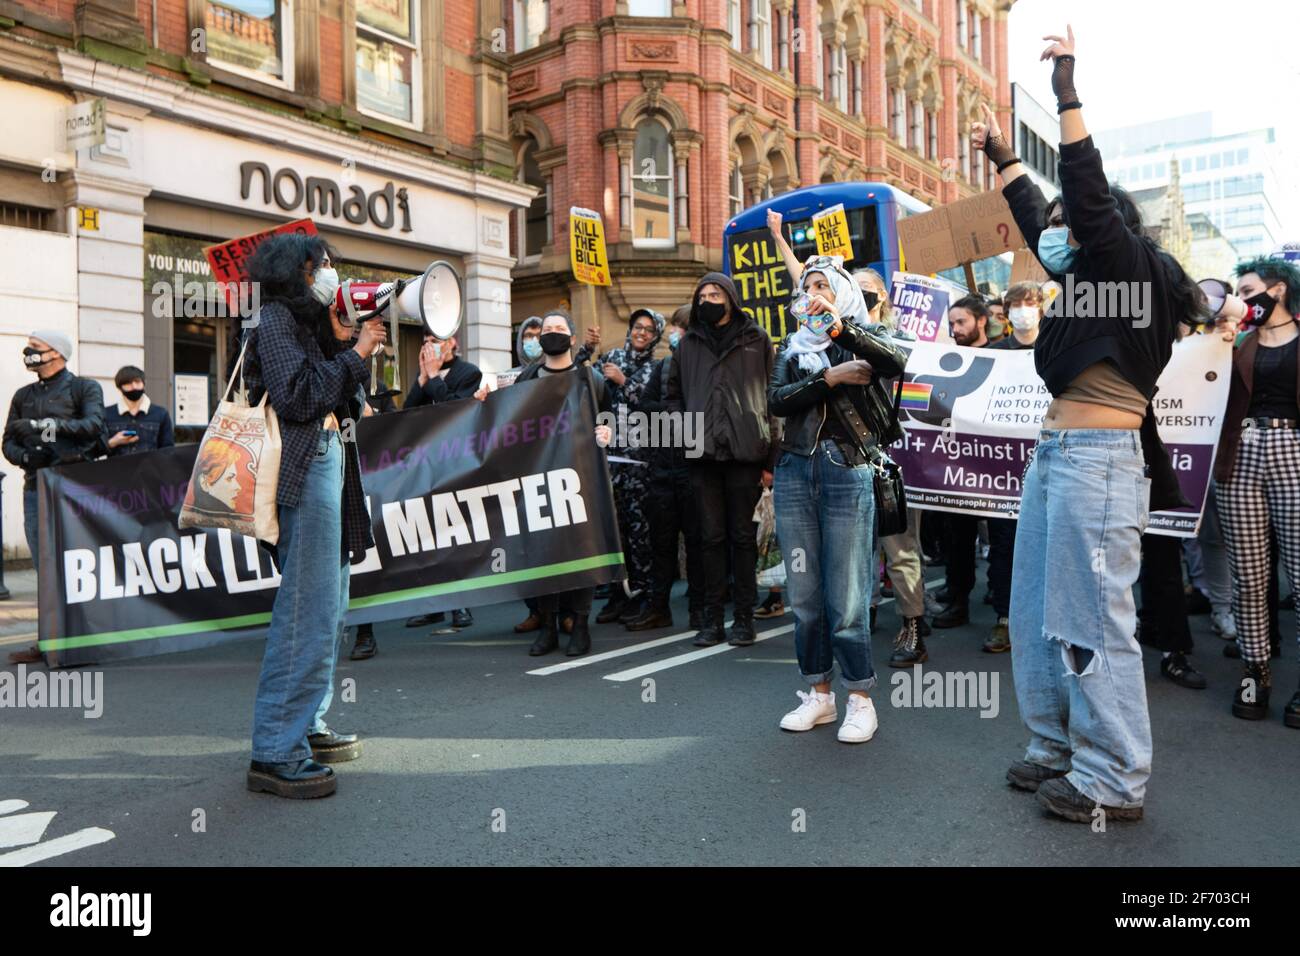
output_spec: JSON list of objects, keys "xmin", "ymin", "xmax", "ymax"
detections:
[
  {"xmin": 626, "ymin": 604, "xmax": 673, "ymax": 632},
  {"xmin": 727, "ymin": 614, "xmax": 756, "ymax": 647},
  {"xmin": 1284, "ymin": 682, "xmax": 1300, "ymax": 730},
  {"xmin": 618, "ymin": 594, "xmax": 648, "ymax": 626},
  {"xmin": 888, "ymin": 617, "xmax": 928, "ymax": 667},
  {"xmin": 565, "ymin": 615, "xmax": 592, "ymax": 657},
  {"xmin": 529, "ymin": 613, "xmax": 560, "ymax": 657},
  {"xmin": 693, "ymin": 610, "xmax": 726, "ymax": 647},
  {"xmin": 596, "ymin": 593, "xmax": 628, "ymax": 624},
  {"xmin": 1231, "ymin": 661, "xmax": 1271, "ymax": 720},
  {"xmin": 932, "ymin": 601, "xmax": 970, "ymax": 629}
]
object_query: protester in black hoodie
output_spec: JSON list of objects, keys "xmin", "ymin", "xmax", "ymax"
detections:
[
  {"xmin": 971, "ymin": 25, "xmax": 1209, "ymax": 825},
  {"xmin": 667, "ymin": 272, "xmax": 779, "ymax": 647}
]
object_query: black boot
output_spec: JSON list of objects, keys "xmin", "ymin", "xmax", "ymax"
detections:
[
  {"xmin": 626, "ymin": 603, "xmax": 673, "ymax": 632},
  {"xmin": 529, "ymin": 613, "xmax": 560, "ymax": 657},
  {"xmin": 565, "ymin": 614, "xmax": 592, "ymax": 656},
  {"xmin": 727, "ymin": 614, "xmax": 756, "ymax": 647},
  {"xmin": 596, "ymin": 592, "xmax": 628, "ymax": 624},
  {"xmin": 349, "ymin": 624, "xmax": 377, "ymax": 661},
  {"xmin": 933, "ymin": 601, "xmax": 970, "ymax": 629},
  {"xmin": 888, "ymin": 617, "xmax": 928, "ymax": 667},
  {"xmin": 688, "ymin": 608, "xmax": 705, "ymax": 630},
  {"xmin": 1231, "ymin": 661, "xmax": 1271, "ymax": 720},
  {"xmin": 1285, "ymin": 684, "xmax": 1300, "ymax": 729},
  {"xmin": 693, "ymin": 610, "xmax": 726, "ymax": 647},
  {"xmin": 618, "ymin": 594, "xmax": 648, "ymax": 626}
]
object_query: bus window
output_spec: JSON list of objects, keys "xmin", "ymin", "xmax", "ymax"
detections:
[{"xmin": 783, "ymin": 208, "xmax": 882, "ymax": 270}]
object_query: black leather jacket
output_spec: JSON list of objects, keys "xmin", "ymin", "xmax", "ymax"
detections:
[
  {"xmin": 768, "ymin": 321, "xmax": 908, "ymax": 458},
  {"xmin": 3, "ymin": 368, "xmax": 105, "ymax": 489}
]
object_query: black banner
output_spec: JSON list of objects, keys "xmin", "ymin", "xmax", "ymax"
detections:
[
  {"xmin": 727, "ymin": 227, "xmax": 795, "ymax": 340},
  {"xmin": 36, "ymin": 374, "xmax": 624, "ymax": 666}
]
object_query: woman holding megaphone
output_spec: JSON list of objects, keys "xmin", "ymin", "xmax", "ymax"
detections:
[
  {"xmin": 240, "ymin": 233, "xmax": 387, "ymax": 799},
  {"xmin": 1205, "ymin": 258, "xmax": 1300, "ymax": 728},
  {"xmin": 971, "ymin": 24, "xmax": 1207, "ymax": 825}
]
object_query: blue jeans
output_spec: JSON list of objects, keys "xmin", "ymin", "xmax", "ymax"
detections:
[
  {"xmin": 23, "ymin": 486, "xmax": 38, "ymax": 565},
  {"xmin": 252, "ymin": 431, "xmax": 350, "ymax": 764},
  {"xmin": 1010, "ymin": 429, "xmax": 1152, "ymax": 808},
  {"xmin": 774, "ymin": 439, "xmax": 877, "ymax": 692}
]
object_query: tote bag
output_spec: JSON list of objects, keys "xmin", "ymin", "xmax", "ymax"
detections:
[{"xmin": 178, "ymin": 337, "xmax": 282, "ymax": 545}]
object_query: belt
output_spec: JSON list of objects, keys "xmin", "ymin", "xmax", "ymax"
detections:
[{"xmin": 1242, "ymin": 417, "xmax": 1298, "ymax": 429}]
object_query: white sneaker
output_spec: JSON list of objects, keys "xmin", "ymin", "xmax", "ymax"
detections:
[
  {"xmin": 837, "ymin": 694, "xmax": 878, "ymax": 744},
  {"xmin": 779, "ymin": 689, "xmax": 837, "ymax": 731},
  {"xmin": 1211, "ymin": 608, "xmax": 1238, "ymax": 641}
]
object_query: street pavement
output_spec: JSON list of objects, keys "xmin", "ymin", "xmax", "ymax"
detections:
[{"xmin": 2, "ymin": 567, "xmax": 1297, "ymax": 867}]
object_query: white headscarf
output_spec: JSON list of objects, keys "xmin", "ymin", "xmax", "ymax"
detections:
[{"xmin": 785, "ymin": 259, "xmax": 871, "ymax": 372}]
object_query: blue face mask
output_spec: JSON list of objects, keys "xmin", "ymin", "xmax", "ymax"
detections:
[
  {"xmin": 1037, "ymin": 227, "xmax": 1077, "ymax": 273},
  {"xmin": 522, "ymin": 338, "xmax": 542, "ymax": 360},
  {"xmin": 668, "ymin": 330, "xmax": 681, "ymax": 348}
]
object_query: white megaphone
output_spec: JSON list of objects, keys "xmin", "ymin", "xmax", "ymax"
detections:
[{"xmin": 336, "ymin": 261, "xmax": 463, "ymax": 396}]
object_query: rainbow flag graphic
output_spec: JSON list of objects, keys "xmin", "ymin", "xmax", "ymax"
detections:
[{"xmin": 900, "ymin": 381, "xmax": 933, "ymax": 411}]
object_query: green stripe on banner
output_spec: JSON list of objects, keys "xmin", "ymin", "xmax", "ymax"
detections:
[{"xmin": 39, "ymin": 552, "xmax": 626, "ymax": 652}]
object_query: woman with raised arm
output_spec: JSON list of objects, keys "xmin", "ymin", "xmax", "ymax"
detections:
[{"xmin": 969, "ymin": 25, "xmax": 1218, "ymax": 824}]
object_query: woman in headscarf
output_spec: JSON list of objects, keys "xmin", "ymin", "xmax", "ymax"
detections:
[
  {"xmin": 593, "ymin": 308, "xmax": 666, "ymax": 626},
  {"xmin": 768, "ymin": 256, "xmax": 907, "ymax": 745}
]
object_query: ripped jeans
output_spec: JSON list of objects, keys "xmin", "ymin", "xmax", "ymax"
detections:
[{"xmin": 1009, "ymin": 429, "xmax": 1152, "ymax": 808}]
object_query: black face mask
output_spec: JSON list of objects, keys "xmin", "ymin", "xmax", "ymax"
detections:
[
  {"xmin": 697, "ymin": 301, "xmax": 728, "ymax": 325},
  {"xmin": 121, "ymin": 388, "xmax": 146, "ymax": 403},
  {"xmin": 539, "ymin": 331, "xmax": 572, "ymax": 356},
  {"xmin": 23, "ymin": 347, "xmax": 52, "ymax": 369},
  {"xmin": 863, "ymin": 291, "xmax": 880, "ymax": 312},
  {"xmin": 1241, "ymin": 289, "xmax": 1280, "ymax": 329}
]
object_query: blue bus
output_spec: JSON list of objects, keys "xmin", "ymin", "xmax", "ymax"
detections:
[{"xmin": 723, "ymin": 182, "xmax": 1005, "ymax": 339}]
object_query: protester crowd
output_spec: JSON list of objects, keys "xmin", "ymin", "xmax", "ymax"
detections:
[{"xmin": 4, "ymin": 24, "xmax": 1298, "ymax": 819}]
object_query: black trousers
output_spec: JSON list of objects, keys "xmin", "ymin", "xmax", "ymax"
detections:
[
  {"xmin": 987, "ymin": 517, "xmax": 1016, "ymax": 618},
  {"xmin": 540, "ymin": 588, "xmax": 593, "ymax": 617},
  {"xmin": 689, "ymin": 460, "xmax": 763, "ymax": 624},
  {"xmin": 648, "ymin": 468, "xmax": 703, "ymax": 613},
  {"xmin": 1138, "ymin": 532, "xmax": 1192, "ymax": 653},
  {"xmin": 943, "ymin": 514, "xmax": 980, "ymax": 603}
]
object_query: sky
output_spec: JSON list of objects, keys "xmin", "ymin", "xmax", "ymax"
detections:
[{"xmin": 1007, "ymin": 0, "xmax": 1299, "ymax": 147}]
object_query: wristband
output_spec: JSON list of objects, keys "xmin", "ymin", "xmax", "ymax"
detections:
[
  {"xmin": 1057, "ymin": 101, "xmax": 1082, "ymax": 114},
  {"xmin": 995, "ymin": 157, "xmax": 1022, "ymax": 173}
]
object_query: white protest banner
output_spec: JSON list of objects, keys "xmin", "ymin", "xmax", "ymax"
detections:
[{"xmin": 889, "ymin": 334, "xmax": 1233, "ymax": 537}]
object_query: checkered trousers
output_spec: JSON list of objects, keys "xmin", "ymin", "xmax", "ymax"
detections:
[{"xmin": 1217, "ymin": 425, "xmax": 1300, "ymax": 664}]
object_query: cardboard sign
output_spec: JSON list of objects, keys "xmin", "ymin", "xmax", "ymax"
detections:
[
  {"xmin": 811, "ymin": 203, "xmax": 853, "ymax": 260},
  {"xmin": 897, "ymin": 191, "xmax": 1025, "ymax": 275},
  {"xmin": 203, "ymin": 218, "xmax": 318, "ymax": 311},
  {"xmin": 890, "ymin": 271, "xmax": 959, "ymax": 344},
  {"xmin": 727, "ymin": 227, "xmax": 796, "ymax": 340},
  {"xmin": 1010, "ymin": 248, "xmax": 1049, "ymax": 285},
  {"xmin": 569, "ymin": 207, "xmax": 611, "ymax": 286}
]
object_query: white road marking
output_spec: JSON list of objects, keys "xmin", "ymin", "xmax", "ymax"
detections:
[
  {"xmin": 602, "ymin": 623, "xmax": 795, "ymax": 682},
  {"xmin": 0, "ymin": 827, "xmax": 115, "ymax": 866},
  {"xmin": 527, "ymin": 607, "xmax": 793, "ymax": 676}
]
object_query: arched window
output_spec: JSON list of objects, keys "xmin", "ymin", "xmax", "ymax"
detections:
[
  {"xmin": 633, "ymin": 118, "xmax": 674, "ymax": 247},
  {"xmin": 517, "ymin": 137, "xmax": 550, "ymax": 261},
  {"xmin": 729, "ymin": 162, "xmax": 744, "ymax": 217}
]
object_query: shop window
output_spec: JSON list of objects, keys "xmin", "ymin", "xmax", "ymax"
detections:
[
  {"xmin": 206, "ymin": 0, "xmax": 293, "ymax": 88},
  {"xmin": 633, "ymin": 119, "xmax": 674, "ymax": 248},
  {"xmin": 356, "ymin": 0, "xmax": 421, "ymax": 127}
]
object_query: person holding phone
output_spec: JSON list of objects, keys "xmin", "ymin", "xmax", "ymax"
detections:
[{"xmin": 102, "ymin": 366, "xmax": 174, "ymax": 457}]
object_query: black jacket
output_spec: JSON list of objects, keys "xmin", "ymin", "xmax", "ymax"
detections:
[
  {"xmin": 514, "ymin": 359, "xmax": 611, "ymax": 414},
  {"xmin": 240, "ymin": 301, "xmax": 374, "ymax": 562},
  {"xmin": 667, "ymin": 273, "xmax": 779, "ymax": 469},
  {"xmin": 1003, "ymin": 136, "xmax": 1190, "ymax": 510},
  {"xmin": 768, "ymin": 322, "xmax": 908, "ymax": 458},
  {"xmin": 640, "ymin": 351, "xmax": 687, "ymax": 477},
  {"xmin": 402, "ymin": 355, "xmax": 482, "ymax": 408},
  {"xmin": 4, "ymin": 369, "xmax": 105, "ymax": 489}
]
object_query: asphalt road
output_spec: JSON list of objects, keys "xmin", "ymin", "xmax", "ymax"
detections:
[{"xmin": 2, "ymin": 572, "xmax": 1297, "ymax": 867}]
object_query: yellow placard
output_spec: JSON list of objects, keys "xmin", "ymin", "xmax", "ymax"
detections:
[
  {"xmin": 811, "ymin": 203, "xmax": 853, "ymax": 260},
  {"xmin": 77, "ymin": 206, "xmax": 100, "ymax": 231},
  {"xmin": 569, "ymin": 207, "xmax": 611, "ymax": 286}
]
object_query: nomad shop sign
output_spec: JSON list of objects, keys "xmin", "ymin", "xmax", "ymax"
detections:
[
  {"xmin": 239, "ymin": 162, "xmax": 413, "ymax": 232},
  {"xmin": 35, "ymin": 374, "xmax": 624, "ymax": 666}
]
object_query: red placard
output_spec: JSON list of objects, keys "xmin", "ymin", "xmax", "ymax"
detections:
[{"xmin": 203, "ymin": 218, "xmax": 317, "ymax": 311}]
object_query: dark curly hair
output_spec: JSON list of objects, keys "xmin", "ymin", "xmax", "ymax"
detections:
[{"xmin": 245, "ymin": 233, "xmax": 343, "ymax": 358}]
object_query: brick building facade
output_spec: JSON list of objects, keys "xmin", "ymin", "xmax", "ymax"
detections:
[{"xmin": 507, "ymin": 0, "xmax": 1015, "ymax": 338}]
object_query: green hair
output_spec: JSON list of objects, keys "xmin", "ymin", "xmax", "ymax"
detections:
[{"xmin": 1234, "ymin": 256, "xmax": 1300, "ymax": 315}]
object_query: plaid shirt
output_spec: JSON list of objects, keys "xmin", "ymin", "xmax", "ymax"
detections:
[{"xmin": 239, "ymin": 301, "xmax": 374, "ymax": 561}]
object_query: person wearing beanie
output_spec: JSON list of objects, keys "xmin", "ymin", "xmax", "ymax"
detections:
[
  {"xmin": 667, "ymin": 272, "xmax": 779, "ymax": 648},
  {"xmin": 4, "ymin": 331, "xmax": 104, "ymax": 664}
]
